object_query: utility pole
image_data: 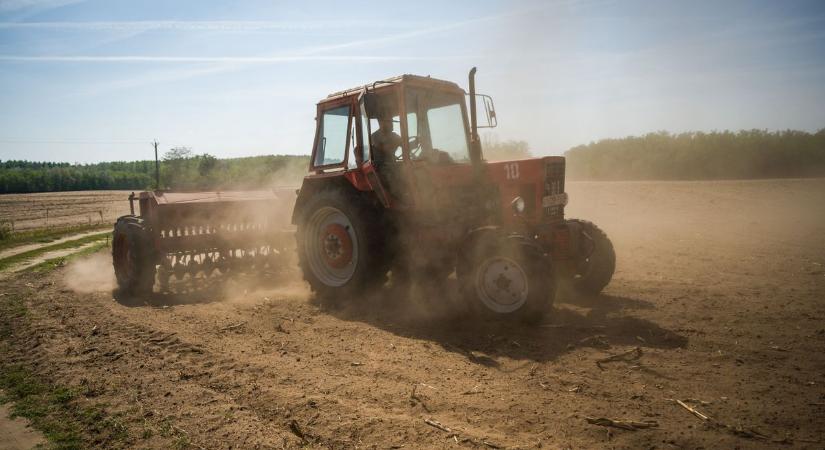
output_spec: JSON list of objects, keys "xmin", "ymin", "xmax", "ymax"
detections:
[{"xmin": 152, "ymin": 140, "xmax": 160, "ymax": 190}]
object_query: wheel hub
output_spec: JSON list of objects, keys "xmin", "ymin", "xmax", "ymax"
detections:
[
  {"xmin": 494, "ymin": 273, "xmax": 512, "ymax": 291},
  {"xmin": 320, "ymin": 223, "xmax": 353, "ymax": 269},
  {"xmin": 305, "ymin": 206, "xmax": 359, "ymax": 288},
  {"xmin": 476, "ymin": 257, "xmax": 529, "ymax": 313}
]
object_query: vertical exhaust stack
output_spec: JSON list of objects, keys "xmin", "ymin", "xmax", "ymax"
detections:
[{"xmin": 468, "ymin": 67, "xmax": 481, "ymax": 163}]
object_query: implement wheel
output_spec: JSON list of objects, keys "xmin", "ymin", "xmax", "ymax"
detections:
[
  {"xmin": 458, "ymin": 234, "xmax": 554, "ymax": 323},
  {"xmin": 296, "ymin": 190, "xmax": 388, "ymax": 299},
  {"xmin": 112, "ymin": 216, "xmax": 156, "ymax": 295}
]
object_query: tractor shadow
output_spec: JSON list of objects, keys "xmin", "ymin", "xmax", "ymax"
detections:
[{"xmin": 315, "ymin": 279, "xmax": 686, "ymax": 366}]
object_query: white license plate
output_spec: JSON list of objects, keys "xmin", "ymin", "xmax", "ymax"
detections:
[{"xmin": 541, "ymin": 193, "xmax": 568, "ymax": 208}]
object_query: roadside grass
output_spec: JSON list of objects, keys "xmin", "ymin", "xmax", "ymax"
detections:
[
  {"xmin": 0, "ymin": 293, "xmax": 129, "ymax": 449},
  {"xmin": 0, "ymin": 223, "xmax": 109, "ymax": 253},
  {"xmin": 0, "ymin": 232, "xmax": 110, "ymax": 272},
  {"xmin": 22, "ymin": 240, "xmax": 110, "ymax": 273}
]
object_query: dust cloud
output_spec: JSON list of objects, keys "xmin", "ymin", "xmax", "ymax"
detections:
[
  {"xmin": 63, "ymin": 251, "xmax": 117, "ymax": 293},
  {"xmin": 268, "ymin": 157, "xmax": 308, "ymax": 189}
]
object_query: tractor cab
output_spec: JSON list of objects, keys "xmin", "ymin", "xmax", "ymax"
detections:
[{"xmin": 305, "ymin": 72, "xmax": 497, "ymax": 212}]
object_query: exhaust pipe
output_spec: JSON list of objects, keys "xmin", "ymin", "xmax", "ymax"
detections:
[{"xmin": 468, "ymin": 67, "xmax": 481, "ymax": 162}]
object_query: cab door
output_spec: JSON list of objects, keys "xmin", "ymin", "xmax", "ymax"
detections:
[
  {"xmin": 400, "ymin": 86, "xmax": 476, "ymax": 221},
  {"xmin": 356, "ymin": 91, "xmax": 392, "ymax": 207}
]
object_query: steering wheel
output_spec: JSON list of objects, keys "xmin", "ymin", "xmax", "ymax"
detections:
[
  {"xmin": 392, "ymin": 136, "xmax": 422, "ymax": 161},
  {"xmin": 408, "ymin": 136, "xmax": 422, "ymax": 159}
]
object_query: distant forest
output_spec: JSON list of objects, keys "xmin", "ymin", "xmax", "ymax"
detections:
[
  {"xmin": 2, "ymin": 129, "xmax": 824, "ymax": 193},
  {"xmin": 565, "ymin": 129, "xmax": 825, "ymax": 180},
  {"xmin": 0, "ymin": 150, "xmax": 309, "ymax": 194}
]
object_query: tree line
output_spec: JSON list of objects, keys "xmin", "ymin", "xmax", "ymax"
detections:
[
  {"xmin": 2, "ymin": 129, "xmax": 824, "ymax": 193},
  {"xmin": 0, "ymin": 160, "xmax": 155, "ymax": 193},
  {"xmin": 564, "ymin": 129, "xmax": 825, "ymax": 180},
  {"xmin": 0, "ymin": 151, "xmax": 310, "ymax": 194}
]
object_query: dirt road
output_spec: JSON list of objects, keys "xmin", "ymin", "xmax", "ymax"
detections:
[
  {"xmin": 1, "ymin": 178, "xmax": 824, "ymax": 449},
  {"xmin": 0, "ymin": 229, "xmax": 108, "ymax": 261}
]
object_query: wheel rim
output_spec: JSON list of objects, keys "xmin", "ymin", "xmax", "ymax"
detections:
[
  {"xmin": 305, "ymin": 206, "xmax": 358, "ymax": 287},
  {"xmin": 475, "ymin": 256, "xmax": 529, "ymax": 313}
]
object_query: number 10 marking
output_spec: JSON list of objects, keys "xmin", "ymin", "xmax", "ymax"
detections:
[{"xmin": 505, "ymin": 163, "xmax": 520, "ymax": 180}]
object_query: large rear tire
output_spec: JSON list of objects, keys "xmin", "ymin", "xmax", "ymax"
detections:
[
  {"xmin": 568, "ymin": 219, "xmax": 615, "ymax": 295},
  {"xmin": 296, "ymin": 190, "xmax": 388, "ymax": 299},
  {"xmin": 458, "ymin": 234, "xmax": 554, "ymax": 323},
  {"xmin": 112, "ymin": 216, "xmax": 156, "ymax": 295}
]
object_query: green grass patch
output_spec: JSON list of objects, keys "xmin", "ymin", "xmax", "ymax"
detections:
[
  {"xmin": 0, "ymin": 294, "xmax": 130, "ymax": 449},
  {"xmin": 0, "ymin": 223, "xmax": 109, "ymax": 253},
  {"xmin": 22, "ymin": 241, "xmax": 110, "ymax": 274},
  {"xmin": 0, "ymin": 365, "xmax": 84, "ymax": 448},
  {"xmin": 0, "ymin": 232, "xmax": 110, "ymax": 272},
  {"xmin": 0, "ymin": 364, "xmax": 129, "ymax": 449}
]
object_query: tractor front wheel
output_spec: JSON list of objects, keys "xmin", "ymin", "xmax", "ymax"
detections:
[
  {"xmin": 112, "ymin": 216, "xmax": 156, "ymax": 295},
  {"xmin": 458, "ymin": 235, "xmax": 554, "ymax": 323},
  {"xmin": 567, "ymin": 219, "xmax": 615, "ymax": 295}
]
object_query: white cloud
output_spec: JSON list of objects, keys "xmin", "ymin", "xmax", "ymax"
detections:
[
  {"xmin": 0, "ymin": 55, "xmax": 454, "ymax": 63},
  {"xmin": 0, "ymin": 0, "xmax": 85, "ymax": 12},
  {"xmin": 0, "ymin": 19, "xmax": 412, "ymax": 31}
]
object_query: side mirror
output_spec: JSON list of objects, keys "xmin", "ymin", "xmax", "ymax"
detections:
[{"xmin": 469, "ymin": 94, "xmax": 497, "ymax": 128}]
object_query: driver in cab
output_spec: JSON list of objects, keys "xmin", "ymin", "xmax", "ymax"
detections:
[{"xmin": 370, "ymin": 116, "xmax": 401, "ymax": 169}]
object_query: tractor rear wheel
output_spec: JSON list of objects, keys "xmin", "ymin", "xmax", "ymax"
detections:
[
  {"xmin": 568, "ymin": 219, "xmax": 615, "ymax": 295},
  {"xmin": 296, "ymin": 190, "xmax": 388, "ymax": 299},
  {"xmin": 112, "ymin": 216, "xmax": 156, "ymax": 295},
  {"xmin": 458, "ymin": 235, "xmax": 554, "ymax": 323}
]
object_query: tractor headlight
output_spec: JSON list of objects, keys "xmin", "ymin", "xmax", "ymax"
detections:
[{"xmin": 511, "ymin": 196, "xmax": 526, "ymax": 215}]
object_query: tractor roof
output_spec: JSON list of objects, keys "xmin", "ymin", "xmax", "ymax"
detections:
[{"xmin": 324, "ymin": 74, "xmax": 464, "ymax": 101}]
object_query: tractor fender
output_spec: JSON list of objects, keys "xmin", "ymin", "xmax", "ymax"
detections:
[
  {"xmin": 291, "ymin": 176, "xmax": 350, "ymax": 225},
  {"xmin": 457, "ymin": 226, "xmax": 548, "ymax": 279},
  {"xmin": 460, "ymin": 226, "xmax": 547, "ymax": 254},
  {"xmin": 292, "ymin": 175, "xmax": 385, "ymax": 225}
]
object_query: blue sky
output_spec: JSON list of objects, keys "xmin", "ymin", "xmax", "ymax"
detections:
[{"xmin": 0, "ymin": 0, "xmax": 823, "ymax": 163}]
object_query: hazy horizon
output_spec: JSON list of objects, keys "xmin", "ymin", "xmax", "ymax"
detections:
[{"xmin": 1, "ymin": 0, "xmax": 824, "ymax": 164}]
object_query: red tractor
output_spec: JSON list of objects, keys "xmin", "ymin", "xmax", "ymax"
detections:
[
  {"xmin": 113, "ymin": 68, "xmax": 615, "ymax": 322},
  {"xmin": 292, "ymin": 68, "xmax": 615, "ymax": 321}
]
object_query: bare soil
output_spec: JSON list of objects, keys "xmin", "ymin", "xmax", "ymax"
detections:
[
  {"xmin": 1, "ymin": 178, "xmax": 824, "ymax": 449},
  {"xmin": 0, "ymin": 191, "xmax": 132, "ymax": 231}
]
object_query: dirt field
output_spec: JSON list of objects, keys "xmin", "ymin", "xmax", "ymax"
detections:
[
  {"xmin": 1, "ymin": 178, "xmax": 824, "ymax": 449},
  {"xmin": 0, "ymin": 191, "xmax": 132, "ymax": 231}
]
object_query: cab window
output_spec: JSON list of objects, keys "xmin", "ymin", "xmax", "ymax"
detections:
[
  {"xmin": 314, "ymin": 105, "xmax": 350, "ymax": 167},
  {"xmin": 405, "ymin": 88, "xmax": 470, "ymax": 164}
]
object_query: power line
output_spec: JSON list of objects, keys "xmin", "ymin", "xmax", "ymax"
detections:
[
  {"xmin": 0, "ymin": 139, "xmax": 148, "ymax": 144},
  {"xmin": 153, "ymin": 140, "xmax": 160, "ymax": 190}
]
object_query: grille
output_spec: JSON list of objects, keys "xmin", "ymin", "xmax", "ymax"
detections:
[{"xmin": 543, "ymin": 160, "xmax": 566, "ymax": 220}]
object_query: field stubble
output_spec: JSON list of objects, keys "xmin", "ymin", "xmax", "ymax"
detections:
[{"xmin": 0, "ymin": 190, "xmax": 132, "ymax": 231}]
